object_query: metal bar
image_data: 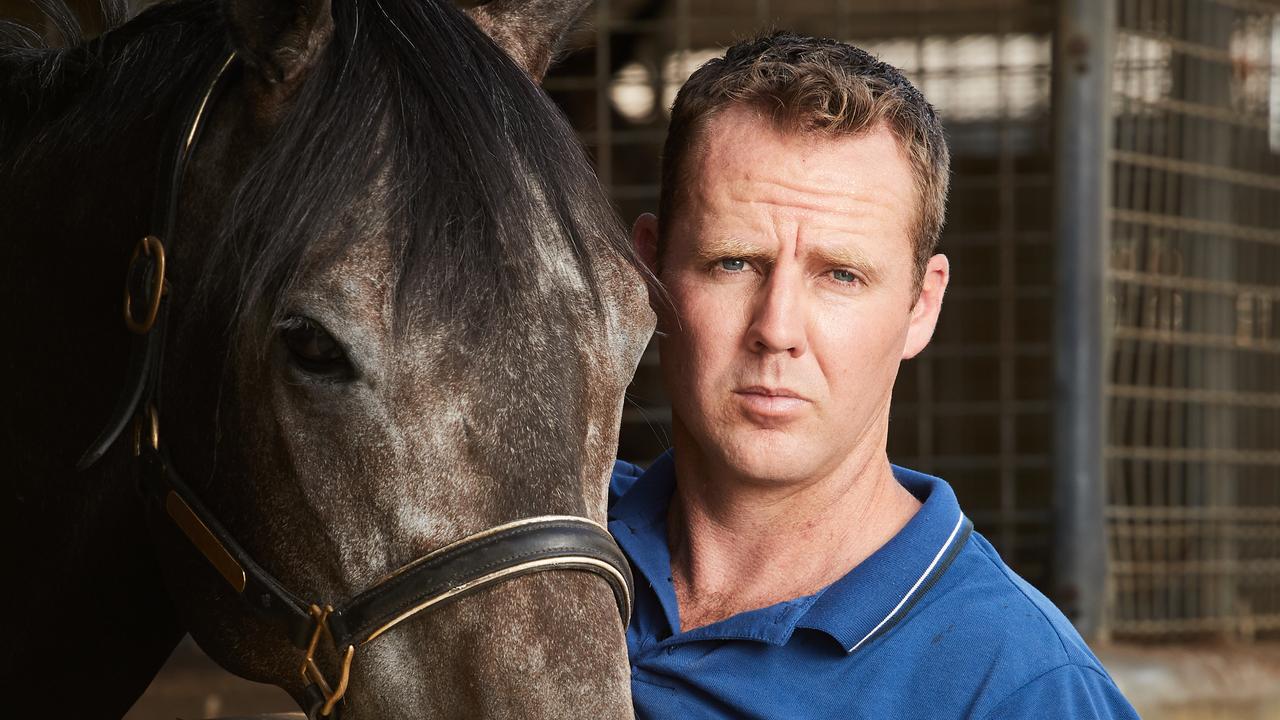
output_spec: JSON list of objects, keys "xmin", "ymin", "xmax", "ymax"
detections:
[
  {"xmin": 923, "ymin": 343, "xmax": 1054, "ymax": 358},
  {"xmin": 1111, "ymin": 150, "xmax": 1280, "ymax": 193},
  {"xmin": 1107, "ymin": 505, "xmax": 1280, "ymax": 520},
  {"xmin": 892, "ymin": 454, "xmax": 1053, "ymax": 470},
  {"xmin": 1112, "ymin": 615, "xmax": 1280, "ymax": 634},
  {"xmin": 1111, "ymin": 209, "xmax": 1280, "ymax": 246},
  {"xmin": 997, "ymin": 19, "xmax": 1020, "ymax": 566},
  {"xmin": 1108, "ymin": 269, "xmax": 1280, "ymax": 300},
  {"xmin": 1206, "ymin": 0, "xmax": 1280, "ymax": 14},
  {"xmin": 1108, "ymin": 0, "xmax": 1139, "ymax": 631},
  {"xmin": 1112, "ymin": 327, "xmax": 1280, "ymax": 354},
  {"xmin": 1112, "ymin": 559, "xmax": 1280, "ymax": 574},
  {"xmin": 1110, "ymin": 525, "xmax": 1280, "ymax": 540},
  {"xmin": 1109, "ymin": 526, "xmax": 1280, "ymax": 541},
  {"xmin": 1118, "ymin": 27, "xmax": 1238, "ymax": 64},
  {"xmin": 1113, "ymin": 93, "xmax": 1271, "ymax": 128},
  {"xmin": 594, "ymin": 0, "xmax": 612, "ymax": 192},
  {"xmin": 1107, "ymin": 384, "xmax": 1280, "ymax": 409},
  {"xmin": 891, "ymin": 400, "xmax": 1054, "ymax": 414},
  {"xmin": 1051, "ymin": 0, "xmax": 1113, "ymax": 640},
  {"xmin": 1106, "ymin": 447, "xmax": 1280, "ymax": 465}
]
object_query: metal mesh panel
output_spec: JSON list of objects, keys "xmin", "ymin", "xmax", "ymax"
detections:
[
  {"xmin": 544, "ymin": 0, "xmax": 1058, "ymax": 589},
  {"xmin": 1106, "ymin": 0, "xmax": 1280, "ymax": 640}
]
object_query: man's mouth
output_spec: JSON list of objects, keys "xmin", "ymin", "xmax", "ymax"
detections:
[
  {"xmin": 733, "ymin": 386, "xmax": 810, "ymax": 418},
  {"xmin": 736, "ymin": 385, "xmax": 804, "ymax": 399}
]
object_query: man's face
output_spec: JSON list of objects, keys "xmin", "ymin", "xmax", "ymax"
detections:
[{"xmin": 639, "ymin": 106, "xmax": 948, "ymax": 487}]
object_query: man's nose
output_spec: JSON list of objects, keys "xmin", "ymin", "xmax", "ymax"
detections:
[{"xmin": 745, "ymin": 268, "xmax": 808, "ymax": 357}]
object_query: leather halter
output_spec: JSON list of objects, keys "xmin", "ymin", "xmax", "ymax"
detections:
[{"xmin": 80, "ymin": 51, "xmax": 634, "ymax": 719}]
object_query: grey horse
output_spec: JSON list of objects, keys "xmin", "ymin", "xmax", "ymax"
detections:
[{"xmin": 0, "ymin": 0, "xmax": 655, "ymax": 716}]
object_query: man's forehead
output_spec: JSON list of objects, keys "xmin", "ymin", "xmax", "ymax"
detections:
[
  {"xmin": 673, "ymin": 109, "xmax": 916, "ymax": 251},
  {"xmin": 694, "ymin": 108, "xmax": 911, "ymax": 191}
]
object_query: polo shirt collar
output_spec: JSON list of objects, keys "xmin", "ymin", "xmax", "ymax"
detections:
[
  {"xmin": 798, "ymin": 465, "xmax": 973, "ymax": 653},
  {"xmin": 609, "ymin": 450, "xmax": 972, "ymax": 654}
]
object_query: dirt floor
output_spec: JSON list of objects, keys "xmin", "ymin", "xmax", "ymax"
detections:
[{"xmin": 1098, "ymin": 644, "xmax": 1280, "ymax": 720}]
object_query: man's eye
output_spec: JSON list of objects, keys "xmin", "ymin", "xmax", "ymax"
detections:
[
  {"xmin": 719, "ymin": 258, "xmax": 747, "ymax": 272},
  {"xmin": 832, "ymin": 269, "xmax": 859, "ymax": 284}
]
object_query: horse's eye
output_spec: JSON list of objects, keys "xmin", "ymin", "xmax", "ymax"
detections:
[{"xmin": 281, "ymin": 317, "xmax": 352, "ymax": 379}]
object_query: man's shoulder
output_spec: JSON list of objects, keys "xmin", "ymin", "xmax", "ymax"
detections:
[
  {"xmin": 895, "ymin": 528, "xmax": 1135, "ymax": 719},
  {"xmin": 941, "ymin": 530, "xmax": 1099, "ymax": 665},
  {"xmin": 975, "ymin": 662, "xmax": 1138, "ymax": 720}
]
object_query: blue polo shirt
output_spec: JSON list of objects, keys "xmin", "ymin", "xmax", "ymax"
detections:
[{"xmin": 609, "ymin": 451, "xmax": 1138, "ymax": 719}]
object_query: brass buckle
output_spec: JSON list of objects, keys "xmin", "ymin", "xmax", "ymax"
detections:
[
  {"xmin": 301, "ymin": 604, "xmax": 355, "ymax": 717},
  {"xmin": 123, "ymin": 235, "xmax": 167, "ymax": 334},
  {"xmin": 131, "ymin": 404, "xmax": 160, "ymax": 457}
]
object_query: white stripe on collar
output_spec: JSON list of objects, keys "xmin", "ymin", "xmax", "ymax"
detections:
[{"xmin": 847, "ymin": 512, "xmax": 967, "ymax": 653}]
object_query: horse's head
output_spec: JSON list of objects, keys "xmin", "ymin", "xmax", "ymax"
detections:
[{"xmin": 151, "ymin": 0, "xmax": 655, "ymax": 714}]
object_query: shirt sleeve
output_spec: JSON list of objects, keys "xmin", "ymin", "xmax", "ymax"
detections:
[{"xmin": 979, "ymin": 664, "xmax": 1140, "ymax": 720}]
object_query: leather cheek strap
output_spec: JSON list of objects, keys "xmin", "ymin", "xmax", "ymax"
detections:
[{"xmin": 140, "ymin": 450, "xmax": 317, "ymax": 645}]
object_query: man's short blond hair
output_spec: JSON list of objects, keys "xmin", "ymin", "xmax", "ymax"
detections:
[{"xmin": 659, "ymin": 32, "xmax": 950, "ymax": 291}]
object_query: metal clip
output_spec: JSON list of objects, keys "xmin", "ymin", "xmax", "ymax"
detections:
[
  {"xmin": 131, "ymin": 404, "xmax": 160, "ymax": 457},
  {"xmin": 301, "ymin": 604, "xmax": 355, "ymax": 717},
  {"xmin": 123, "ymin": 235, "xmax": 166, "ymax": 334}
]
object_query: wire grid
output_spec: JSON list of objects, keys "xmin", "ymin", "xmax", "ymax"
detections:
[
  {"xmin": 1107, "ymin": 0, "xmax": 1280, "ymax": 640},
  {"xmin": 544, "ymin": 0, "xmax": 1059, "ymax": 588}
]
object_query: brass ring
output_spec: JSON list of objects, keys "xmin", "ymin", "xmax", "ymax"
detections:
[
  {"xmin": 123, "ymin": 236, "xmax": 167, "ymax": 334},
  {"xmin": 131, "ymin": 404, "xmax": 160, "ymax": 457}
]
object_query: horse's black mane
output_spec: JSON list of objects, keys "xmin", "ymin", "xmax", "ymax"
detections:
[
  {"xmin": 0, "ymin": 0, "xmax": 222, "ymax": 162},
  {"xmin": 2, "ymin": 0, "xmax": 637, "ymax": 334}
]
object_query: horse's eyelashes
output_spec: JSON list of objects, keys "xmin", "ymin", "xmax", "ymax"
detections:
[{"xmin": 281, "ymin": 317, "xmax": 354, "ymax": 380}]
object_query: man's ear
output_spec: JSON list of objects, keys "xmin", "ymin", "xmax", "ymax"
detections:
[
  {"xmin": 632, "ymin": 211, "xmax": 675, "ymax": 325},
  {"xmin": 632, "ymin": 212, "xmax": 660, "ymax": 275},
  {"xmin": 464, "ymin": 0, "xmax": 591, "ymax": 81},
  {"xmin": 902, "ymin": 254, "xmax": 949, "ymax": 360}
]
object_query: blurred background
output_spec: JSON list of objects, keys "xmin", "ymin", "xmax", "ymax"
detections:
[
  {"xmin": 5, "ymin": 0, "xmax": 1279, "ymax": 717},
  {"xmin": 556, "ymin": 0, "xmax": 1280, "ymax": 715}
]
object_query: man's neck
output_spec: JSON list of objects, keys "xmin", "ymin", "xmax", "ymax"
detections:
[{"xmin": 666, "ymin": 436, "xmax": 922, "ymax": 632}]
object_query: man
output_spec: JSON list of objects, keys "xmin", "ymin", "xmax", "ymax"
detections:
[{"xmin": 609, "ymin": 33, "xmax": 1138, "ymax": 718}]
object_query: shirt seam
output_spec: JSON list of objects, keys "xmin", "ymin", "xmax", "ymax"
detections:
[
  {"xmin": 973, "ymin": 542, "xmax": 1076, "ymax": 665},
  {"xmin": 976, "ymin": 662, "xmax": 1116, "ymax": 720}
]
